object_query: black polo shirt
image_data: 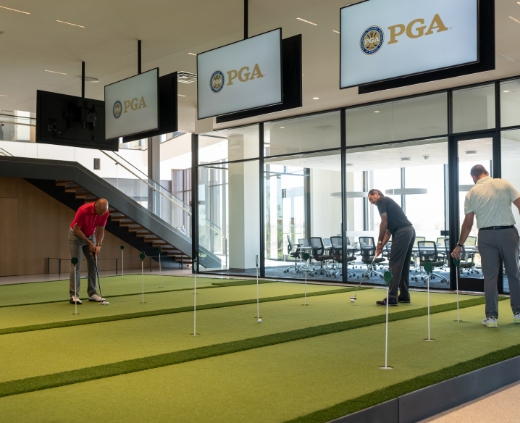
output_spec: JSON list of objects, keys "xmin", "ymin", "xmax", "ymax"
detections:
[{"xmin": 376, "ymin": 196, "xmax": 412, "ymax": 235}]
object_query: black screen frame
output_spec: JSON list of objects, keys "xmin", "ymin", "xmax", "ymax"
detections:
[{"xmin": 196, "ymin": 28, "xmax": 283, "ymax": 120}]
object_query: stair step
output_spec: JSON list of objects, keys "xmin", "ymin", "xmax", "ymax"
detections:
[
  {"xmin": 65, "ymin": 187, "xmax": 83, "ymax": 193},
  {"xmin": 56, "ymin": 181, "xmax": 74, "ymax": 187},
  {"xmin": 132, "ymin": 229, "xmax": 152, "ymax": 235}
]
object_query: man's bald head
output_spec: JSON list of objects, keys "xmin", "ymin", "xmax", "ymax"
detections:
[{"xmin": 94, "ymin": 199, "xmax": 109, "ymax": 216}]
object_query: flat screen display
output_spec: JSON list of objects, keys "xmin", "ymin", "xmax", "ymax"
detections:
[
  {"xmin": 197, "ymin": 29, "xmax": 282, "ymax": 119},
  {"xmin": 105, "ymin": 68, "xmax": 159, "ymax": 139},
  {"xmin": 340, "ymin": 0, "xmax": 478, "ymax": 89}
]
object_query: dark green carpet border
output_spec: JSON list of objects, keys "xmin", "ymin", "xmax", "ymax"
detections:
[
  {"xmin": 285, "ymin": 342, "xmax": 520, "ymax": 423},
  {"xmin": 0, "ymin": 288, "xmax": 360, "ymax": 336},
  {"xmin": 0, "ymin": 296, "xmax": 491, "ymax": 399},
  {"xmin": 0, "ymin": 279, "xmax": 262, "ymax": 309}
]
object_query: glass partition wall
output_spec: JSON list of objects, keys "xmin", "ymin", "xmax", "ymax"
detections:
[{"xmin": 194, "ymin": 75, "xmax": 520, "ymax": 295}]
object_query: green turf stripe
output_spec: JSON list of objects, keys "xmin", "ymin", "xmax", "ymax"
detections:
[
  {"xmin": 0, "ymin": 296, "xmax": 489, "ymax": 398},
  {"xmin": 0, "ymin": 279, "xmax": 265, "ymax": 309},
  {"xmin": 285, "ymin": 343, "xmax": 520, "ymax": 423},
  {"xmin": 211, "ymin": 280, "xmax": 277, "ymax": 286},
  {"xmin": 0, "ymin": 288, "xmax": 358, "ymax": 335}
]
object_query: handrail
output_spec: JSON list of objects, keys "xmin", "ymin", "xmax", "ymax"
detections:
[
  {"xmin": 100, "ymin": 150, "xmax": 192, "ymax": 215},
  {"xmin": 101, "ymin": 150, "xmax": 222, "ymax": 235},
  {"xmin": 0, "ymin": 148, "xmax": 13, "ymax": 156}
]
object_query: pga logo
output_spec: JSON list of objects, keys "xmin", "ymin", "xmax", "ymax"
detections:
[{"xmin": 210, "ymin": 64, "xmax": 265, "ymax": 93}]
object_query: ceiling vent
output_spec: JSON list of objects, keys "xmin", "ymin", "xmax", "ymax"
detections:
[{"xmin": 178, "ymin": 71, "xmax": 197, "ymax": 84}]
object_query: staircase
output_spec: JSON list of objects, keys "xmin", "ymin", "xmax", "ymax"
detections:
[
  {"xmin": 56, "ymin": 180, "xmax": 190, "ymax": 264},
  {"xmin": 0, "ymin": 155, "xmax": 222, "ymax": 269}
]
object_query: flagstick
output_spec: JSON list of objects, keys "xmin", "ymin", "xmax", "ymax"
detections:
[
  {"xmin": 192, "ymin": 257, "xmax": 199, "ymax": 336},
  {"xmin": 380, "ymin": 287, "xmax": 391, "ymax": 370},
  {"xmin": 74, "ymin": 265, "xmax": 78, "ymax": 316},
  {"xmin": 456, "ymin": 261, "xmax": 461, "ymax": 322},
  {"xmin": 256, "ymin": 255, "xmax": 261, "ymax": 320}
]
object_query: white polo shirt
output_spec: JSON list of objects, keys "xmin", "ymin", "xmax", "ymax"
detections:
[{"xmin": 464, "ymin": 176, "xmax": 520, "ymax": 229}]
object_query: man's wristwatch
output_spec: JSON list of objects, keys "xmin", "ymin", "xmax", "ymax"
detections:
[{"xmin": 457, "ymin": 243, "xmax": 464, "ymax": 247}]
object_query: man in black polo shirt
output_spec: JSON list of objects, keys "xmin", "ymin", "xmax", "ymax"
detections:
[{"xmin": 368, "ymin": 189, "xmax": 415, "ymax": 306}]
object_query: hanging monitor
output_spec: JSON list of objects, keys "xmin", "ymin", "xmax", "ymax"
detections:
[
  {"xmin": 216, "ymin": 34, "xmax": 302, "ymax": 123},
  {"xmin": 197, "ymin": 28, "xmax": 283, "ymax": 120},
  {"xmin": 36, "ymin": 90, "xmax": 117, "ymax": 151},
  {"xmin": 340, "ymin": 0, "xmax": 494, "ymax": 93},
  {"xmin": 105, "ymin": 68, "xmax": 159, "ymax": 140}
]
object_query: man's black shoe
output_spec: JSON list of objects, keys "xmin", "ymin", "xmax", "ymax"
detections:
[
  {"xmin": 376, "ymin": 298, "xmax": 398, "ymax": 306},
  {"xmin": 398, "ymin": 296, "xmax": 410, "ymax": 303}
]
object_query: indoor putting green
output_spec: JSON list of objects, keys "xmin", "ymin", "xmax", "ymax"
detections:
[{"xmin": 0, "ymin": 277, "xmax": 517, "ymax": 423}]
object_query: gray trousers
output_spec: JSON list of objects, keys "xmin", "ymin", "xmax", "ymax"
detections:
[
  {"xmin": 389, "ymin": 226, "xmax": 416, "ymax": 300},
  {"xmin": 68, "ymin": 228, "xmax": 98, "ymax": 297},
  {"xmin": 478, "ymin": 227, "xmax": 520, "ymax": 318}
]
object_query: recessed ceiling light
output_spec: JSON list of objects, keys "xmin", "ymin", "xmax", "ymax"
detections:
[
  {"xmin": 374, "ymin": 110, "xmax": 380, "ymax": 113},
  {"xmin": 313, "ymin": 97, "xmax": 319, "ymax": 100},
  {"xmin": 45, "ymin": 69, "xmax": 67, "ymax": 75},
  {"xmin": 509, "ymin": 16, "xmax": 520, "ymax": 24},
  {"xmin": 0, "ymin": 94, "xmax": 6, "ymax": 97},
  {"xmin": 79, "ymin": 76, "xmax": 99, "ymax": 83},
  {"xmin": 56, "ymin": 20, "xmax": 85, "ymax": 28},
  {"xmin": 280, "ymin": 127, "xmax": 285, "ymax": 129},
  {"xmin": 187, "ymin": 52, "xmax": 197, "ymax": 56},
  {"xmin": 332, "ymin": 30, "xmax": 340, "ymax": 34},
  {"xmin": 0, "ymin": 5, "xmax": 30, "ymax": 14},
  {"xmin": 503, "ymin": 90, "xmax": 510, "ymax": 93},
  {"xmin": 296, "ymin": 17, "xmax": 317, "ymax": 26},
  {"xmin": 178, "ymin": 94, "xmax": 186, "ymax": 97}
]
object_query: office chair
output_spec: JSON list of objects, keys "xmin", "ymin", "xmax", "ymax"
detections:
[
  {"xmin": 416, "ymin": 241, "xmax": 449, "ymax": 284},
  {"xmin": 310, "ymin": 237, "xmax": 332, "ymax": 275},
  {"xmin": 358, "ymin": 237, "xmax": 385, "ymax": 279},
  {"xmin": 414, "ymin": 236, "xmax": 426, "ymax": 247},
  {"xmin": 298, "ymin": 238, "xmax": 313, "ymax": 274},
  {"xmin": 284, "ymin": 236, "xmax": 301, "ymax": 274},
  {"xmin": 459, "ymin": 245, "xmax": 476, "ymax": 275},
  {"xmin": 330, "ymin": 236, "xmax": 350, "ymax": 278}
]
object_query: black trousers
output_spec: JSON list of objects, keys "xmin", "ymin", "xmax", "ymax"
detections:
[{"xmin": 388, "ymin": 226, "xmax": 415, "ymax": 300}]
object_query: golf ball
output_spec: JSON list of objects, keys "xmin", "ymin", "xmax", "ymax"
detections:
[
  {"xmin": 258, "ymin": 318, "xmax": 262, "ymax": 323},
  {"xmin": 350, "ymin": 298, "xmax": 356, "ymax": 303}
]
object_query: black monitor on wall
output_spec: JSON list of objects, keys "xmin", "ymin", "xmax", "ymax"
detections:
[{"xmin": 36, "ymin": 90, "xmax": 117, "ymax": 151}]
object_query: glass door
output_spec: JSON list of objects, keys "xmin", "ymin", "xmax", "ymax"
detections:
[{"xmin": 454, "ymin": 136, "xmax": 494, "ymax": 290}]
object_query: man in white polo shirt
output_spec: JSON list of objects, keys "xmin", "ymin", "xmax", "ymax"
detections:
[{"xmin": 452, "ymin": 165, "xmax": 520, "ymax": 328}]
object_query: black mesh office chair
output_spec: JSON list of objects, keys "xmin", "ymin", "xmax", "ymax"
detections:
[
  {"xmin": 459, "ymin": 245, "xmax": 476, "ymax": 275},
  {"xmin": 417, "ymin": 241, "xmax": 448, "ymax": 284},
  {"xmin": 284, "ymin": 236, "xmax": 301, "ymax": 274},
  {"xmin": 310, "ymin": 237, "xmax": 332, "ymax": 275},
  {"xmin": 330, "ymin": 236, "xmax": 346, "ymax": 278},
  {"xmin": 358, "ymin": 237, "xmax": 385, "ymax": 279}
]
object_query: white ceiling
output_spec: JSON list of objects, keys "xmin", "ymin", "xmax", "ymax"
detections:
[{"xmin": 1, "ymin": 0, "xmax": 520, "ymax": 135}]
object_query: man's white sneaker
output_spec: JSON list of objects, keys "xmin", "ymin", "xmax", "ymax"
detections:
[
  {"xmin": 89, "ymin": 294, "xmax": 106, "ymax": 302},
  {"xmin": 514, "ymin": 313, "xmax": 520, "ymax": 324},
  {"xmin": 482, "ymin": 317, "xmax": 498, "ymax": 328},
  {"xmin": 70, "ymin": 296, "xmax": 82, "ymax": 305}
]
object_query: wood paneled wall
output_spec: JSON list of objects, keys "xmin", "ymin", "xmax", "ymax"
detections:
[{"xmin": 0, "ymin": 177, "xmax": 149, "ymax": 277}]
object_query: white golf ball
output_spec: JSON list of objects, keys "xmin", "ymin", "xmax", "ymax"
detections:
[
  {"xmin": 258, "ymin": 318, "xmax": 262, "ymax": 323},
  {"xmin": 350, "ymin": 298, "xmax": 356, "ymax": 303}
]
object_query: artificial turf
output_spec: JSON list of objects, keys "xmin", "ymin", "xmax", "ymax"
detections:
[
  {"xmin": 1, "ymin": 300, "xmax": 519, "ymax": 423},
  {"xmin": 0, "ymin": 276, "xmax": 518, "ymax": 423}
]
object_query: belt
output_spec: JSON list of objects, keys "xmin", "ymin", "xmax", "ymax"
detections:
[{"xmin": 479, "ymin": 225, "xmax": 514, "ymax": 231}]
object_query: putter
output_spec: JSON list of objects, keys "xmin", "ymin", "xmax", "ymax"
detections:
[
  {"xmin": 94, "ymin": 255, "xmax": 109, "ymax": 305},
  {"xmin": 351, "ymin": 256, "xmax": 377, "ymax": 303}
]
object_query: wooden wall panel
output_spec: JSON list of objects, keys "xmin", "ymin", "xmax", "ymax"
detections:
[
  {"xmin": 0, "ymin": 177, "xmax": 18, "ymax": 198},
  {"xmin": 1, "ymin": 178, "xmax": 146, "ymax": 277},
  {"xmin": 0, "ymin": 198, "xmax": 18, "ymax": 276}
]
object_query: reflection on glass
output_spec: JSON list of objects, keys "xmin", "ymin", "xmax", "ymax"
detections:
[
  {"xmin": 264, "ymin": 151, "xmax": 341, "ymax": 282},
  {"xmin": 453, "ymin": 84, "xmax": 495, "ymax": 133},
  {"xmin": 346, "ymin": 138, "xmax": 450, "ymax": 288},
  {"xmin": 199, "ymin": 125, "xmax": 259, "ymax": 164},
  {"xmin": 500, "ymin": 79, "xmax": 520, "ymax": 128}
]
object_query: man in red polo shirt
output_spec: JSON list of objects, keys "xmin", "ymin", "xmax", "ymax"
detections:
[{"xmin": 68, "ymin": 198, "xmax": 110, "ymax": 304}]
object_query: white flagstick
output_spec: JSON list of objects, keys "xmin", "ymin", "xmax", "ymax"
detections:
[
  {"xmin": 380, "ymin": 287, "xmax": 391, "ymax": 370},
  {"xmin": 141, "ymin": 260, "xmax": 145, "ymax": 303},
  {"xmin": 256, "ymin": 255, "xmax": 261, "ymax": 321},
  {"xmin": 425, "ymin": 273, "xmax": 434, "ymax": 341},
  {"xmin": 74, "ymin": 265, "xmax": 78, "ymax": 316},
  {"xmin": 304, "ymin": 263, "xmax": 308, "ymax": 306},
  {"xmin": 192, "ymin": 256, "xmax": 199, "ymax": 335},
  {"xmin": 455, "ymin": 260, "xmax": 461, "ymax": 322}
]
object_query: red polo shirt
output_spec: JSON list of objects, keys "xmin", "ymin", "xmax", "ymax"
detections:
[{"xmin": 70, "ymin": 202, "xmax": 109, "ymax": 237}]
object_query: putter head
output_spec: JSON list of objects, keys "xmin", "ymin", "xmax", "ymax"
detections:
[
  {"xmin": 350, "ymin": 295, "xmax": 357, "ymax": 303},
  {"xmin": 101, "ymin": 301, "xmax": 109, "ymax": 305}
]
